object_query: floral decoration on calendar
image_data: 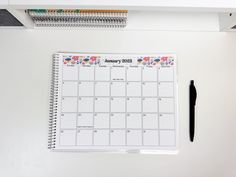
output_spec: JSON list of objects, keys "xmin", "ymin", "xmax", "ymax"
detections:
[
  {"xmin": 63, "ymin": 55, "xmax": 101, "ymax": 65},
  {"xmin": 137, "ymin": 56, "xmax": 174, "ymax": 66}
]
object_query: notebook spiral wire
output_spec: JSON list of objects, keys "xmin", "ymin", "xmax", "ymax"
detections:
[
  {"xmin": 27, "ymin": 9, "xmax": 128, "ymax": 28},
  {"xmin": 48, "ymin": 54, "xmax": 60, "ymax": 149}
]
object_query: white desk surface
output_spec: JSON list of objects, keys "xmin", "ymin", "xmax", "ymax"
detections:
[{"xmin": 0, "ymin": 29, "xmax": 236, "ymax": 177}]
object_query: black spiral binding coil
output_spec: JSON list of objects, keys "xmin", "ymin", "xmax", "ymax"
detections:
[{"xmin": 48, "ymin": 54, "xmax": 60, "ymax": 149}]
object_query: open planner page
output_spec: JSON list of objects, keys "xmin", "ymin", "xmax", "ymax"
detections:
[{"xmin": 49, "ymin": 53, "xmax": 178, "ymax": 153}]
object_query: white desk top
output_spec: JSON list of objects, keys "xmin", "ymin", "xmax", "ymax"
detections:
[{"xmin": 0, "ymin": 29, "xmax": 236, "ymax": 177}]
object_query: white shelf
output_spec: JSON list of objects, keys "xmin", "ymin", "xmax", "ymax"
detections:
[
  {"xmin": 4, "ymin": 10, "xmax": 220, "ymax": 32},
  {"xmin": 7, "ymin": 0, "xmax": 236, "ymax": 12},
  {"xmin": 127, "ymin": 11, "xmax": 219, "ymax": 31},
  {"xmin": 0, "ymin": 0, "xmax": 8, "ymax": 8},
  {"xmin": 1, "ymin": 0, "xmax": 236, "ymax": 31}
]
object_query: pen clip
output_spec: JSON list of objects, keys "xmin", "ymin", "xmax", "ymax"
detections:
[{"xmin": 190, "ymin": 80, "xmax": 197, "ymax": 105}]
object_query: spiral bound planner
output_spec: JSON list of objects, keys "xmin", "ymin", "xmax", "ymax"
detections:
[
  {"xmin": 28, "ymin": 9, "xmax": 128, "ymax": 28},
  {"xmin": 48, "ymin": 52, "xmax": 178, "ymax": 153}
]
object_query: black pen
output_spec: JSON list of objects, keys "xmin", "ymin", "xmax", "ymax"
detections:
[{"xmin": 189, "ymin": 80, "xmax": 197, "ymax": 142}]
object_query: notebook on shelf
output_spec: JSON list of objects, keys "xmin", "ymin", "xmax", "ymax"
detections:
[{"xmin": 48, "ymin": 52, "xmax": 178, "ymax": 153}]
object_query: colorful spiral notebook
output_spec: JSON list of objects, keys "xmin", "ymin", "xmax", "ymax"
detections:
[
  {"xmin": 28, "ymin": 9, "xmax": 128, "ymax": 28},
  {"xmin": 48, "ymin": 52, "xmax": 178, "ymax": 153}
]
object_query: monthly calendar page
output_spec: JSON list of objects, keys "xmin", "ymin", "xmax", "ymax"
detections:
[{"xmin": 53, "ymin": 53, "xmax": 178, "ymax": 152}]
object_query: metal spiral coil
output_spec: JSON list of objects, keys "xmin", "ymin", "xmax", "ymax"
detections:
[
  {"xmin": 27, "ymin": 9, "xmax": 128, "ymax": 28},
  {"xmin": 48, "ymin": 54, "xmax": 60, "ymax": 149}
]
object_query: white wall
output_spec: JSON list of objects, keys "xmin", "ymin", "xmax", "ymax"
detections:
[{"xmin": 0, "ymin": 29, "xmax": 236, "ymax": 177}]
